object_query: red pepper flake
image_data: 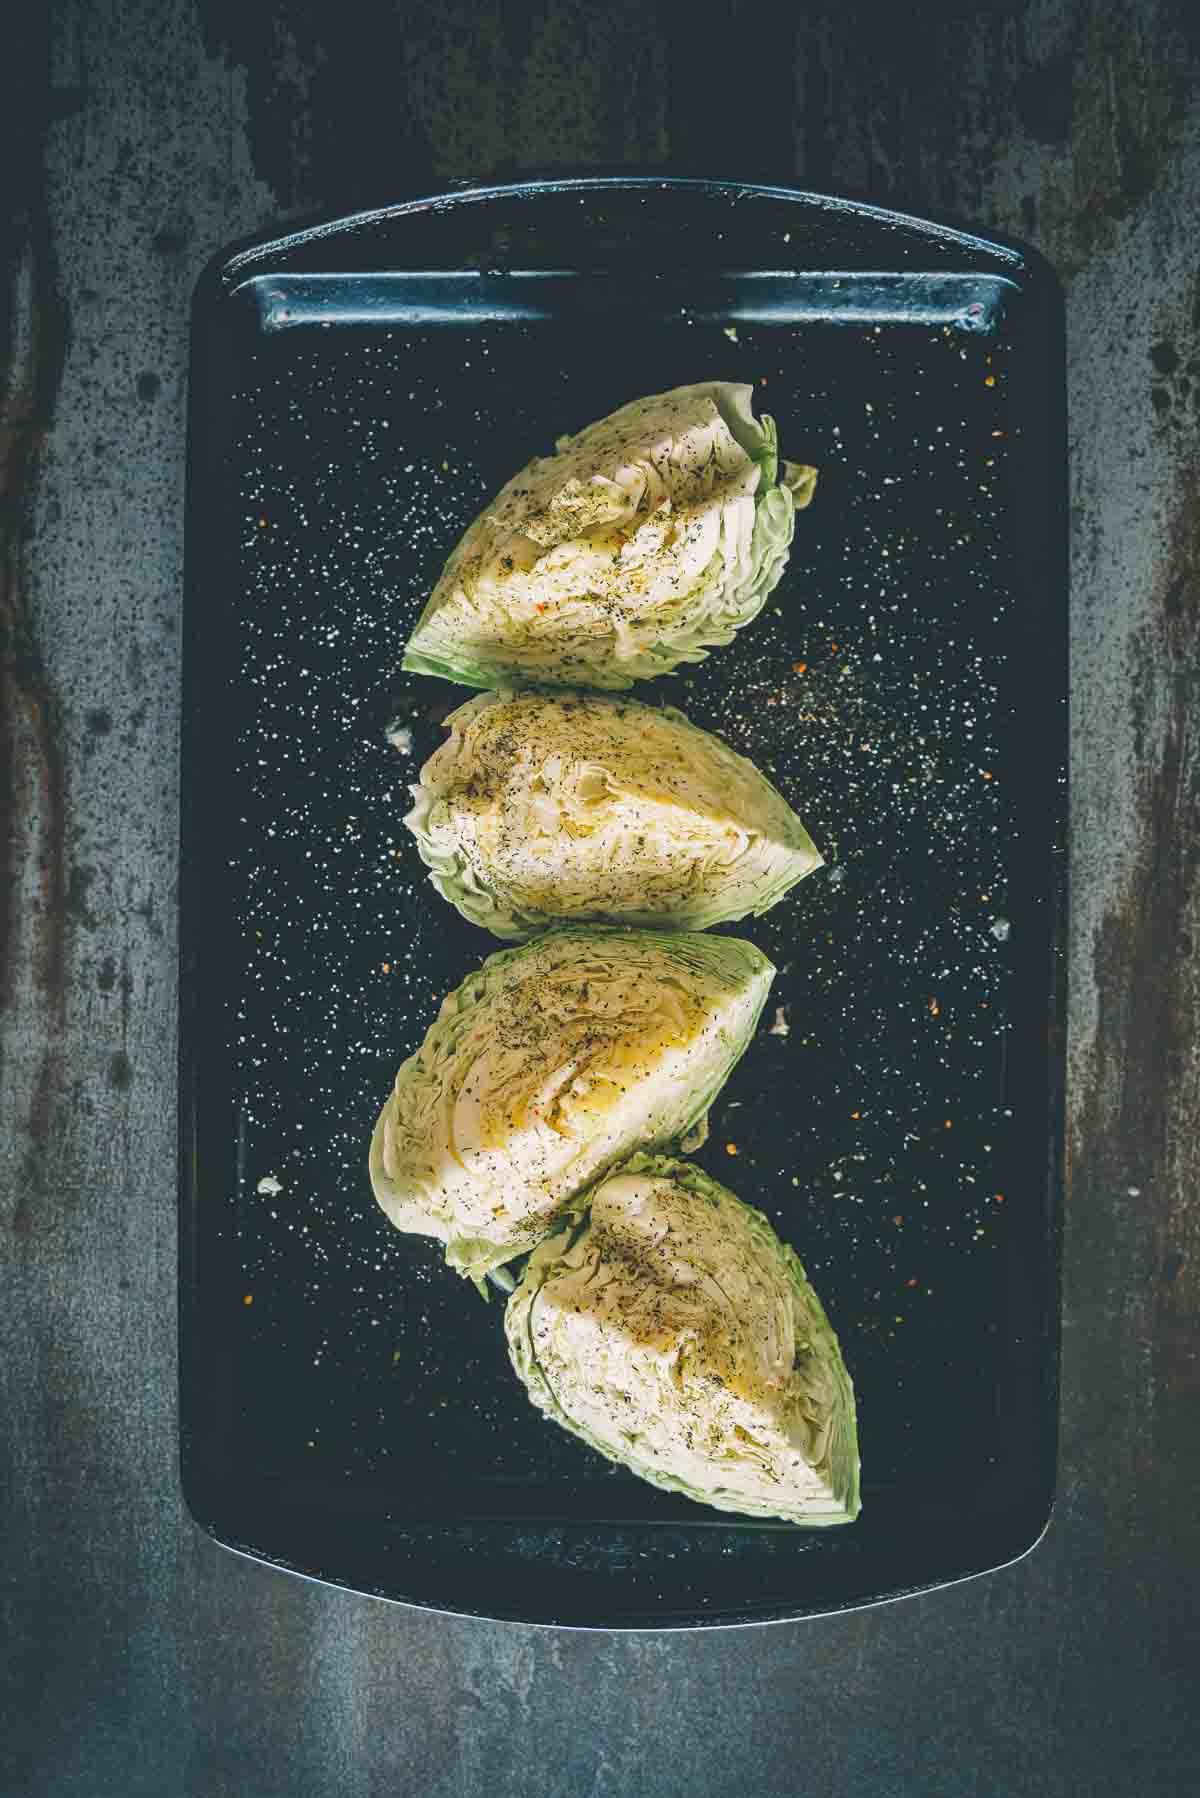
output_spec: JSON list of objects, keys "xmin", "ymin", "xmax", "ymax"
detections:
[
  {"xmin": 928, "ymin": 997, "xmax": 940, "ymax": 1017},
  {"xmin": 381, "ymin": 962, "xmax": 391, "ymax": 974},
  {"xmin": 981, "ymin": 769, "xmax": 994, "ymax": 780},
  {"xmin": 243, "ymin": 1294, "xmax": 254, "ymax": 1306},
  {"xmin": 984, "ymin": 374, "xmax": 996, "ymax": 387},
  {"xmin": 892, "ymin": 1215, "xmax": 905, "ymax": 1227},
  {"xmin": 792, "ymin": 661, "xmax": 808, "ymax": 675},
  {"xmin": 850, "ymin": 1110, "xmax": 861, "ymax": 1119},
  {"xmin": 905, "ymin": 1277, "xmax": 919, "ymax": 1288},
  {"xmin": 994, "ymin": 1193, "xmax": 1005, "ymax": 1204},
  {"xmin": 829, "ymin": 642, "xmax": 839, "ymax": 653},
  {"xmin": 725, "ymin": 1142, "xmax": 739, "ymax": 1156}
]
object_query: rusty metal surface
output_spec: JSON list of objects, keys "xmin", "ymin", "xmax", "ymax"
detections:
[{"xmin": 1, "ymin": 0, "xmax": 1196, "ymax": 1791}]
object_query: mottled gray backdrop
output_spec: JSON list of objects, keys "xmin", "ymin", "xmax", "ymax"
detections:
[{"xmin": 2, "ymin": 3, "xmax": 1197, "ymax": 1794}]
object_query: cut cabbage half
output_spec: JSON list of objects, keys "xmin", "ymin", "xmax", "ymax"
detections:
[
  {"xmin": 506, "ymin": 1153, "xmax": 861, "ymax": 1526},
  {"xmin": 405, "ymin": 688, "xmax": 823, "ymax": 939},
  {"xmin": 402, "ymin": 382, "xmax": 817, "ymax": 691},
  {"xmin": 368, "ymin": 928, "xmax": 773, "ymax": 1279}
]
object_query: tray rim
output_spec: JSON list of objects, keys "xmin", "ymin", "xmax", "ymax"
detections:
[
  {"xmin": 181, "ymin": 1495, "xmax": 1057, "ymax": 1634},
  {"xmin": 196, "ymin": 169, "xmax": 1058, "ymax": 301}
]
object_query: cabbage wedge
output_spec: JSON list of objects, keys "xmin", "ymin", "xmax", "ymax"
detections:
[
  {"xmin": 506, "ymin": 1154, "xmax": 861, "ymax": 1526},
  {"xmin": 402, "ymin": 382, "xmax": 817, "ymax": 690},
  {"xmin": 405, "ymin": 688, "xmax": 822, "ymax": 939},
  {"xmin": 368, "ymin": 929, "xmax": 773, "ymax": 1279}
]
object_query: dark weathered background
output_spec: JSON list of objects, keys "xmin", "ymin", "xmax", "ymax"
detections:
[{"xmin": 2, "ymin": 2, "xmax": 1197, "ymax": 1793}]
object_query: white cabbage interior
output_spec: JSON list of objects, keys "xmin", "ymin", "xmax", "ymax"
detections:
[
  {"xmin": 368, "ymin": 930, "xmax": 773, "ymax": 1276},
  {"xmin": 508, "ymin": 1161, "xmax": 858, "ymax": 1524},
  {"xmin": 406, "ymin": 689, "xmax": 822, "ymax": 939}
]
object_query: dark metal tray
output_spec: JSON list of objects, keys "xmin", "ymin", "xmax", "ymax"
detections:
[{"xmin": 180, "ymin": 176, "xmax": 1065, "ymax": 1629}]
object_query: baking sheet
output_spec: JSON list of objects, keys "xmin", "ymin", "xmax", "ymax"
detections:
[{"xmin": 180, "ymin": 178, "xmax": 1065, "ymax": 1627}]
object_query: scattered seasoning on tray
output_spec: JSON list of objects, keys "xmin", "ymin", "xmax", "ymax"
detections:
[{"xmin": 223, "ymin": 317, "xmax": 1023, "ymax": 1487}]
